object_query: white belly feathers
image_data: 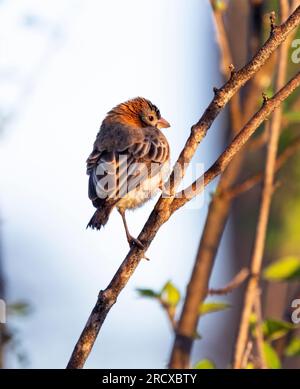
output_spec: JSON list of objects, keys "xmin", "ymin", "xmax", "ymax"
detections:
[{"xmin": 116, "ymin": 161, "xmax": 170, "ymax": 210}]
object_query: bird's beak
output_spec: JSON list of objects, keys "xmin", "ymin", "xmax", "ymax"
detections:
[{"xmin": 156, "ymin": 117, "xmax": 171, "ymax": 129}]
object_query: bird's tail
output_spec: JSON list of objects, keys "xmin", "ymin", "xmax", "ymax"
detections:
[{"xmin": 86, "ymin": 205, "xmax": 113, "ymax": 230}]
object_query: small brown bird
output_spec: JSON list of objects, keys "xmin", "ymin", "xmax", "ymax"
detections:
[{"xmin": 86, "ymin": 97, "xmax": 170, "ymax": 248}]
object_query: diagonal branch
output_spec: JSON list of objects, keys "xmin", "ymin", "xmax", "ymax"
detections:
[
  {"xmin": 66, "ymin": 6, "xmax": 300, "ymax": 369},
  {"xmin": 164, "ymin": 5, "xmax": 300, "ymax": 196},
  {"xmin": 171, "ymin": 73, "xmax": 300, "ymax": 211},
  {"xmin": 67, "ymin": 71, "xmax": 300, "ymax": 370},
  {"xmin": 168, "ymin": 72, "xmax": 300, "ymax": 368},
  {"xmin": 223, "ymin": 135, "xmax": 300, "ymax": 200},
  {"xmin": 168, "ymin": 1, "xmax": 262, "ymax": 368}
]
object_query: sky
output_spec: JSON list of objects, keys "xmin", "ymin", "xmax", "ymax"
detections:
[{"xmin": 0, "ymin": 0, "xmax": 235, "ymax": 368}]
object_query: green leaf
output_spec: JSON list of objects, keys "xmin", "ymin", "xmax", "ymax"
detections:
[
  {"xmin": 249, "ymin": 312, "xmax": 257, "ymax": 325},
  {"xmin": 136, "ymin": 288, "xmax": 160, "ymax": 299},
  {"xmin": 7, "ymin": 301, "xmax": 31, "ymax": 316},
  {"xmin": 262, "ymin": 318, "xmax": 298, "ymax": 341},
  {"xmin": 212, "ymin": 1, "xmax": 227, "ymax": 12},
  {"xmin": 249, "ymin": 312, "xmax": 258, "ymax": 336},
  {"xmin": 263, "ymin": 256, "xmax": 300, "ymax": 281},
  {"xmin": 284, "ymin": 111, "xmax": 300, "ymax": 123},
  {"xmin": 199, "ymin": 301, "xmax": 231, "ymax": 316},
  {"xmin": 285, "ymin": 337, "xmax": 300, "ymax": 357},
  {"xmin": 263, "ymin": 342, "xmax": 281, "ymax": 369},
  {"xmin": 194, "ymin": 359, "xmax": 216, "ymax": 369},
  {"xmin": 160, "ymin": 281, "xmax": 180, "ymax": 307}
]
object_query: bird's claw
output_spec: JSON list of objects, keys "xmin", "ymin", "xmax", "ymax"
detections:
[{"xmin": 128, "ymin": 236, "xmax": 145, "ymax": 250}]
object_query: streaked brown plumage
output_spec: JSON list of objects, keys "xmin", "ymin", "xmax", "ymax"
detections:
[{"xmin": 86, "ymin": 97, "xmax": 170, "ymax": 248}]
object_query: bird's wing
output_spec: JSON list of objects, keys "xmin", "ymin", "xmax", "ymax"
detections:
[{"xmin": 87, "ymin": 126, "xmax": 169, "ymax": 204}]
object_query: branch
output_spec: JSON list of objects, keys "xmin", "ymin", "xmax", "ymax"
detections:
[
  {"xmin": 208, "ymin": 268, "xmax": 249, "ymax": 296},
  {"xmin": 170, "ymin": 66, "xmax": 300, "ymax": 368},
  {"xmin": 209, "ymin": 0, "xmax": 243, "ymax": 137},
  {"xmin": 233, "ymin": 0, "xmax": 290, "ymax": 369},
  {"xmin": 253, "ymin": 290, "xmax": 267, "ymax": 369},
  {"xmin": 168, "ymin": 72, "xmax": 300, "ymax": 369},
  {"xmin": 66, "ymin": 6, "xmax": 300, "ymax": 369},
  {"xmin": 171, "ymin": 72, "xmax": 300, "ymax": 211},
  {"xmin": 168, "ymin": 1, "xmax": 261, "ymax": 368},
  {"xmin": 165, "ymin": 5, "xmax": 300, "ymax": 196},
  {"xmin": 68, "ymin": 71, "xmax": 300, "ymax": 370},
  {"xmin": 210, "ymin": 0, "xmax": 233, "ymax": 79},
  {"xmin": 223, "ymin": 135, "xmax": 300, "ymax": 200}
]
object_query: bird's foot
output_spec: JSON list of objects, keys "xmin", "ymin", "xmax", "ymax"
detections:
[{"xmin": 128, "ymin": 236, "xmax": 145, "ymax": 250}]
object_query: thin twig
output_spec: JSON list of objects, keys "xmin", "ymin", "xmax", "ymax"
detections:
[
  {"xmin": 165, "ymin": 5, "xmax": 300, "ymax": 197},
  {"xmin": 171, "ymin": 73, "xmax": 300, "ymax": 211},
  {"xmin": 210, "ymin": 0, "xmax": 233, "ymax": 79},
  {"xmin": 210, "ymin": 3, "xmax": 243, "ymax": 134},
  {"xmin": 223, "ymin": 135, "xmax": 300, "ymax": 200},
  {"xmin": 208, "ymin": 268, "xmax": 250, "ymax": 296},
  {"xmin": 253, "ymin": 290, "xmax": 267, "ymax": 369},
  {"xmin": 67, "ymin": 6, "xmax": 300, "ymax": 369},
  {"xmin": 233, "ymin": 0, "xmax": 290, "ymax": 369}
]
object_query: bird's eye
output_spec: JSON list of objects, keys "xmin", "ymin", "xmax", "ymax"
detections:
[{"xmin": 148, "ymin": 115, "xmax": 154, "ymax": 122}]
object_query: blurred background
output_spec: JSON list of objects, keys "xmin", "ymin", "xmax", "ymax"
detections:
[{"xmin": 1, "ymin": 0, "xmax": 300, "ymax": 369}]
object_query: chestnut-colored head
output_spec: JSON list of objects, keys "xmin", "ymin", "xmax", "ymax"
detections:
[{"xmin": 106, "ymin": 97, "xmax": 170, "ymax": 129}]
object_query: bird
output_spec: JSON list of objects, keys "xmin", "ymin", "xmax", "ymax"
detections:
[{"xmin": 86, "ymin": 97, "xmax": 171, "ymax": 249}]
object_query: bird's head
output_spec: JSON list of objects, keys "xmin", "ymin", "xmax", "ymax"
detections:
[{"xmin": 106, "ymin": 97, "xmax": 170, "ymax": 130}]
